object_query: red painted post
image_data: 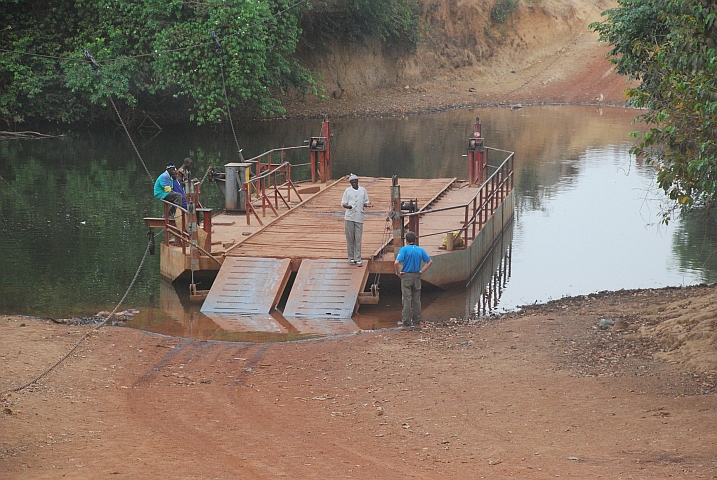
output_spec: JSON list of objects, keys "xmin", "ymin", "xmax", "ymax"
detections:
[
  {"xmin": 273, "ymin": 170, "xmax": 279, "ymax": 210},
  {"xmin": 164, "ymin": 203, "xmax": 170, "ymax": 245},
  {"xmin": 472, "ymin": 196, "xmax": 477, "ymax": 239},
  {"xmin": 245, "ymin": 184, "xmax": 251, "ymax": 225},
  {"xmin": 180, "ymin": 210, "xmax": 186, "ymax": 256},
  {"xmin": 511, "ymin": 155, "xmax": 515, "ymax": 191},
  {"xmin": 478, "ymin": 188, "xmax": 484, "ymax": 230},
  {"xmin": 286, "ymin": 163, "xmax": 291, "ymax": 203},
  {"xmin": 322, "ymin": 117, "xmax": 331, "ymax": 181},
  {"xmin": 260, "ymin": 176, "xmax": 265, "ymax": 217},
  {"xmin": 202, "ymin": 210, "xmax": 212, "ymax": 252},
  {"xmin": 310, "ymin": 150, "xmax": 317, "ymax": 183},
  {"xmin": 464, "ymin": 204, "xmax": 469, "ymax": 239},
  {"xmin": 492, "ymin": 175, "xmax": 497, "ymax": 214},
  {"xmin": 467, "ymin": 117, "xmax": 484, "ymax": 185}
]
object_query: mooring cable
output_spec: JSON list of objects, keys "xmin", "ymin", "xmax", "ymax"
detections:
[
  {"xmin": 1, "ymin": 239, "xmax": 152, "ymax": 396},
  {"xmin": 210, "ymin": 30, "xmax": 244, "ymax": 161},
  {"xmin": 82, "ymin": 49, "xmax": 154, "ymax": 183}
]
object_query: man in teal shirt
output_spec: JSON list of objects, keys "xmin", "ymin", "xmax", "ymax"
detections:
[
  {"xmin": 153, "ymin": 164, "xmax": 184, "ymax": 215},
  {"xmin": 394, "ymin": 231, "xmax": 433, "ymax": 329}
]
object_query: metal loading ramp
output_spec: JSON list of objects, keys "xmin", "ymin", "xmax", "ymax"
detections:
[
  {"xmin": 283, "ymin": 259, "xmax": 369, "ymax": 319},
  {"xmin": 201, "ymin": 257, "xmax": 292, "ymax": 314}
]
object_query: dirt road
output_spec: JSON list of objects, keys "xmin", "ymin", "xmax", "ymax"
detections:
[{"xmin": 2, "ymin": 284, "xmax": 716, "ymax": 478}]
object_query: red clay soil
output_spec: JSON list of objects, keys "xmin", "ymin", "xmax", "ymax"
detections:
[
  {"xmin": 2, "ymin": 284, "xmax": 716, "ymax": 479},
  {"xmin": 282, "ymin": 28, "xmax": 634, "ymax": 120}
]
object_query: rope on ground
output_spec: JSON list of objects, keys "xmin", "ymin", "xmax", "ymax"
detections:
[{"xmin": 1, "ymin": 240, "xmax": 152, "ymax": 396}]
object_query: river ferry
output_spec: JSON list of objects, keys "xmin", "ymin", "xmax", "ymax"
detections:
[{"xmin": 145, "ymin": 116, "xmax": 514, "ymax": 323}]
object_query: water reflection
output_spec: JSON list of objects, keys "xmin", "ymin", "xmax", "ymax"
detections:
[
  {"xmin": 128, "ymin": 279, "xmax": 363, "ymax": 341},
  {"xmin": 3, "ymin": 106, "xmax": 717, "ymax": 338}
]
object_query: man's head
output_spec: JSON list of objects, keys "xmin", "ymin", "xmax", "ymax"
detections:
[
  {"xmin": 182, "ymin": 157, "xmax": 193, "ymax": 170},
  {"xmin": 405, "ymin": 231, "xmax": 416, "ymax": 244},
  {"xmin": 349, "ymin": 173, "xmax": 359, "ymax": 189},
  {"xmin": 166, "ymin": 164, "xmax": 178, "ymax": 178}
]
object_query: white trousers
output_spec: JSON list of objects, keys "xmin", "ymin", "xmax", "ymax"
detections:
[{"xmin": 344, "ymin": 220, "xmax": 364, "ymax": 262}]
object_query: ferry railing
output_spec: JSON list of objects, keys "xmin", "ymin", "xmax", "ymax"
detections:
[
  {"xmin": 402, "ymin": 148, "xmax": 514, "ymax": 246},
  {"xmin": 245, "ymin": 145, "xmax": 309, "ymax": 178},
  {"xmin": 157, "ymin": 179, "xmax": 213, "ymax": 253},
  {"xmin": 243, "ymin": 161, "xmax": 303, "ymax": 225},
  {"xmin": 159, "ymin": 201, "xmax": 213, "ymax": 255}
]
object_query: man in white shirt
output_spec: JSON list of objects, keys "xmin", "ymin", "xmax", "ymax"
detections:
[{"xmin": 341, "ymin": 174, "xmax": 370, "ymax": 267}]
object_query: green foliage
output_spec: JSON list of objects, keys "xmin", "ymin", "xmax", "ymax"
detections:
[
  {"xmin": 0, "ymin": 0, "xmax": 315, "ymax": 126},
  {"xmin": 300, "ymin": 0, "xmax": 422, "ymax": 50},
  {"xmin": 491, "ymin": 0, "xmax": 520, "ymax": 23},
  {"xmin": 591, "ymin": 0, "xmax": 717, "ymax": 219}
]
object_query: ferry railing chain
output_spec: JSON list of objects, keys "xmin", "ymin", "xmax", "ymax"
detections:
[{"xmin": 2, "ymin": 238, "xmax": 154, "ymax": 395}]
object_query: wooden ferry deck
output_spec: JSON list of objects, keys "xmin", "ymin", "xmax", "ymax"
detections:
[{"xmin": 212, "ymin": 176, "xmax": 461, "ymax": 267}]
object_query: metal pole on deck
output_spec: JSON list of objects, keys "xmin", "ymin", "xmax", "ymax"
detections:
[
  {"xmin": 391, "ymin": 176, "xmax": 403, "ymax": 254},
  {"xmin": 185, "ymin": 170, "xmax": 199, "ymax": 294}
]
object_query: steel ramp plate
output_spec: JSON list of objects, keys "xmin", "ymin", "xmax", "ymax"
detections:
[
  {"xmin": 284, "ymin": 259, "xmax": 368, "ymax": 319},
  {"xmin": 203, "ymin": 314, "xmax": 286, "ymax": 333},
  {"xmin": 284, "ymin": 317, "xmax": 360, "ymax": 334},
  {"xmin": 201, "ymin": 257, "xmax": 292, "ymax": 315}
]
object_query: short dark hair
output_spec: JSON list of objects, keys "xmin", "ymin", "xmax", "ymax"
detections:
[
  {"xmin": 405, "ymin": 231, "xmax": 416, "ymax": 243},
  {"xmin": 166, "ymin": 163, "xmax": 176, "ymax": 171}
]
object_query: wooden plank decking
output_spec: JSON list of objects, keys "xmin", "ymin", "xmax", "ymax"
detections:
[{"xmin": 216, "ymin": 176, "xmax": 457, "ymax": 262}]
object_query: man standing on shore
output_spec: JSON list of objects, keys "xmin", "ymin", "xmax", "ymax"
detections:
[
  {"xmin": 341, "ymin": 174, "xmax": 370, "ymax": 267},
  {"xmin": 394, "ymin": 231, "xmax": 433, "ymax": 329}
]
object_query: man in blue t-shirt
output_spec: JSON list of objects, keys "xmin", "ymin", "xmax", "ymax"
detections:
[
  {"xmin": 153, "ymin": 164, "xmax": 184, "ymax": 215},
  {"xmin": 394, "ymin": 231, "xmax": 433, "ymax": 329}
]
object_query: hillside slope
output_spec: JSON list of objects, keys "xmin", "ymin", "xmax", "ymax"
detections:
[{"xmin": 284, "ymin": 0, "xmax": 632, "ymax": 117}]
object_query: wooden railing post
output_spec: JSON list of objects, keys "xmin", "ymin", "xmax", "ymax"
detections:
[{"xmin": 164, "ymin": 202, "xmax": 170, "ymax": 245}]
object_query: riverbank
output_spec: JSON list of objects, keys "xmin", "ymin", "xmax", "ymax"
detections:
[
  {"xmin": 281, "ymin": 6, "xmax": 634, "ymax": 120},
  {"xmin": 2, "ymin": 284, "xmax": 715, "ymax": 478}
]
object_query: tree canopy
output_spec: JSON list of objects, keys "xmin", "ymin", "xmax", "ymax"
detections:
[
  {"xmin": 591, "ymin": 0, "xmax": 717, "ymax": 219},
  {"xmin": 0, "ymin": 0, "xmax": 315, "ymax": 126},
  {"xmin": 0, "ymin": 0, "xmax": 421, "ymax": 127}
]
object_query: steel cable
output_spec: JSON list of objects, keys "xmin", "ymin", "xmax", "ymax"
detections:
[
  {"xmin": 2, "ymin": 240, "xmax": 152, "ymax": 395},
  {"xmin": 107, "ymin": 95, "xmax": 154, "ymax": 182},
  {"xmin": 82, "ymin": 49, "xmax": 154, "ymax": 183}
]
